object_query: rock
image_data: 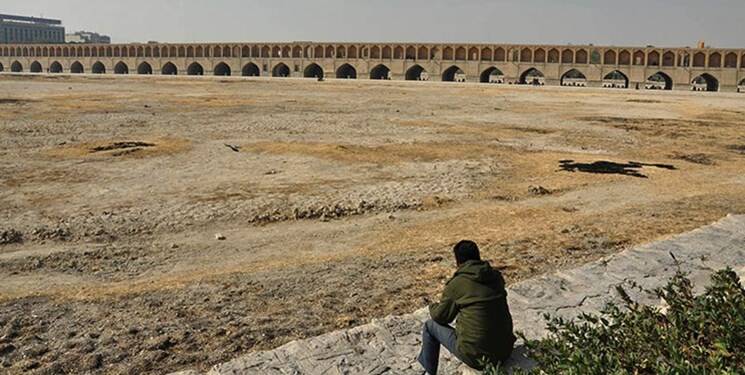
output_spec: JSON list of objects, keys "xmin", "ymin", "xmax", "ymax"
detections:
[
  {"xmin": 459, "ymin": 365, "xmax": 482, "ymax": 375},
  {"xmin": 528, "ymin": 185, "xmax": 552, "ymax": 196},
  {"xmin": 23, "ymin": 343, "xmax": 49, "ymax": 358},
  {"xmin": 215, "ymin": 234, "xmax": 226, "ymax": 241},
  {"xmin": 20, "ymin": 360, "xmax": 40, "ymax": 371},
  {"xmin": 0, "ymin": 343, "xmax": 15, "ymax": 355},
  {"xmin": 146, "ymin": 335, "xmax": 176, "ymax": 351},
  {"xmin": 83, "ymin": 353, "xmax": 103, "ymax": 369},
  {"xmin": 0, "ymin": 229, "xmax": 23, "ymax": 245}
]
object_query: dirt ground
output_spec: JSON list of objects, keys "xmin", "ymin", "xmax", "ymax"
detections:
[{"xmin": 1, "ymin": 74, "xmax": 745, "ymax": 374}]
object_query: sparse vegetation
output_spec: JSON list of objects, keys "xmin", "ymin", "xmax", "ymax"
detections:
[{"xmin": 483, "ymin": 268, "xmax": 745, "ymax": 374}]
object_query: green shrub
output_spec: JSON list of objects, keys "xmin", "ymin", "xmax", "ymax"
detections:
[{"xmin": 483, "ymin": 268, "xmax": 745, "ymax": 374}]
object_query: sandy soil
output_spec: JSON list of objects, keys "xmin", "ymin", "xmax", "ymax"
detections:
[{"xmin": 1, "ymin": 74, "xmax": 745, "ymax": 374}]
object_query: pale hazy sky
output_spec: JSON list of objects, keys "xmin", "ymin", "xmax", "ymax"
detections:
[{"xmin": 3, "ymin": 0, "xmax": 744, "ymax": 47}]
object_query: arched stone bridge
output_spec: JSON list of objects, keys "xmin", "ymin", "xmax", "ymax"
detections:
[{"xmin": 2, "ymin": 42, "xmax": 744, "ymax": 92}]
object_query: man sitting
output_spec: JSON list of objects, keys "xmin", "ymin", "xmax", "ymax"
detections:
[{"xmin": 417, "ymin": 240, "xmax": 516, "ymax": 374}]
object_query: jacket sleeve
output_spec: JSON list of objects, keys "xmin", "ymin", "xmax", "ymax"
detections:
[{"xmin": 429, "ymin": 281, "xmax": 460, "ymax": 325}]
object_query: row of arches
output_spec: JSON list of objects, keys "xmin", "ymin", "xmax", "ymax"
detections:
[
  {"xmin": 0, "ymin": 60, "xmax": 735, "ymax": 92},
  {"xmin": 0, "ymin": 60, "xmax": 362, "ymax": 79},
  {"xmin": 1, "ymin": 44, "xmax": 744, "ymax": 69}
]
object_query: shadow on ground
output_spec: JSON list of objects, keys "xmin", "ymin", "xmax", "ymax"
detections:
[{"xmin": 558, "ymin": 160, "xmax": 676, "ymax": 178}]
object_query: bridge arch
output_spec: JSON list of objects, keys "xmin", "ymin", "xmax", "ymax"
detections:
[
  {"xmin": 11, "ymin": 61, "xmax": 22, "ymax": 72},
  {"xmin": 71, "ymin": 61, "xmax": 84, "ymax": 74},
  {"xmin": 187, "ymin": 62, "xmax": 204, "ymax": 76},
  {"xmin": 303, "ymin": 63, "xmax": 323, "ymax": 79},
  {"xmin": 739, "ymin": 78, "xmax": 745, "ymax": 93},
  {"xmin": 693, "ymin": 52, "xmax": 706, "ymax": 68},
  {"xmin": 633, "ymin": 50, "xmax": 645, "ymax": 65},
  {"xmin": 603, "ymin": 50, "xmax": 616, "ymax": 65},
  {"xmin": 560, "ymin": 69, "xmax": 587, "ymax": 86},
  {"xmin": 137, "ymin": 62, "xmax": 152, "ymax": 75},
  {"xmin": 114, "ymin": 62, "xmax": 129, "ymax": 74},
  {"xmin": 724, "ymin": 52, "xmax": 737, "ymax": 68},
  {"xmin": 561, "ymin": 49, "xmax": 573, "ymax": 64},
  {"xmin": 603, "ymin": 70, "xmax": 629, "ymax": 88},
  {"xmin": 534, "ymin": 48, "xmax": 546, "ymax": 63},
  {"xmin": 369, "ymin": 64, "xmax": 390, "ymax": 80},
  {"xmin": 646, "ymin": 72, "xmax": 673, "ymax": 90},
  {"xmin": 214, "ymin": 62, "xmax": 231, "ymax": 76},
  {"xmin": 405, "ymin": 65, "xmax": 427, "ymax": 81},
  {"xmin": 443, "ymin": 47, "xmax": 454, "ymax": 60},
  {"xmin": 480, "ymin": 67, "xmax": 504, "ymax": 83},
  {"xmin": 242, "ymin": 63, "xmax": 260, "ymax": 77},
  {"xmin": 662, "ymin": 51, "xmax": 675, "ymax": 67},
  {"xmin": 162, "ymin": 62, "xmax": 178, "ymax": 75},
  {"xmin": 406, "ymin": 46, "xmax": 417, "ymax": 60},
  {"xmin": 647, "ymin": 51, "xmax": 660, "ymax": 66},
  {"xmin": 519, "ymin": 68, "xmax": 545, "ymax": 85},
  {"xmin": 455, "ymin": 47, "xmax": 466, "ymax": 61},
  {"xmin": 692, "ymin": 73, "xmax": 719, "ymax": 92},
  {"xmin": 494, "ymin": 47, "xmax": 506, "ymax": 62},
  {"xmin": 520, "ymin": 48, "xmax": 532, "ymax": 62},
  {"xmin": 576, "ymin": 50, "xmax": 588, "ymax": 64},
  {"xmin": 419, "ymin": 46, "xmax": 430, "ymax": 60},
  {"xmin": 49, "ymin": 61, "xmax": 63, "ymax": 73},
  {"xmin": 92, "ymin": 61, "xmax": 106, "ymax": 74},
  {"xmin": 30, "ymin": 61, "xmax": 43, "ymax": 73},
  {"xmin": 619, "ymin": 50, "xmax": 631, "ymax": 65},
  {"xmin": 0, "ymin": 62, "xmax": 3, "ymax": 72},
  {"xmin": 272, "ymin": 63, "xmax": 290, "ymax": 77},
  {"xmin": 336, "ymin": 64, "xmax": 357, "ymax": 79},
  {"xmin": 442, "ymin": 65, "xmax": 465, "ymax": 82}
]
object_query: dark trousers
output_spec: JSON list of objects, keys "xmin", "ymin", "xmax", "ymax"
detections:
[{"xmin": 417, "ymin": 319, "xmax": 461, "ymax": 375}]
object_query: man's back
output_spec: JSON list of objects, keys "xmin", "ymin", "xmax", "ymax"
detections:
[{"xmin": 429, "ymin": 260, "xmax": 516, "ymax": 369}]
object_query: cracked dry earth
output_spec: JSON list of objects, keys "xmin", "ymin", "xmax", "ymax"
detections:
[{"xmin": 1, "ymin": 75, "xmax": 745, "ymax": 374}]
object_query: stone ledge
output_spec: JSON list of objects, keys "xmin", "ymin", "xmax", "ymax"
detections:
[{"xmin": 179, "ymin": 214, "xmax": 745, "ymax": 375}]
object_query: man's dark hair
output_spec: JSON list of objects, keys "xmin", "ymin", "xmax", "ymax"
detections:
[{"xmin": 454, "ymin": 240, "xmax": 481, "ymax": 265}]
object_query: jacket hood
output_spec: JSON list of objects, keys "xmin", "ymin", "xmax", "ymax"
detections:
[{"xmin": 455, "ymin": 260, "xmax": 502, "ymax": 286}]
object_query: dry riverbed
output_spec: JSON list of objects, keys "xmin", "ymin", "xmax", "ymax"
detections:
[{"xmin": 1, "ymin": 75, "xmax": 745, "ymax": 374}]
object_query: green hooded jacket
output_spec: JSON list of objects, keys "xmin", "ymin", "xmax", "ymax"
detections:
[{"xmin": 429, "ymin": 260, "xmax": 516, "ymax": 369}]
